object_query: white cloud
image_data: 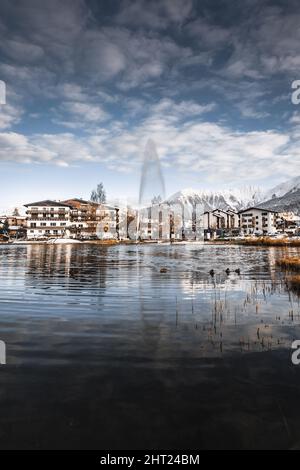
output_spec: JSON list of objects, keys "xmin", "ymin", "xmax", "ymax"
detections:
[
  {"xmin": 0, "ymin": 0, "xmax": 299, "ymax": 190},
  {"xmin": 61, "ymin": 101, "xmax": 110, "ymax": 123},
  {"xmin": 0, "ymin": 99, "xmax": 297, "ymax": 184},
  {"xmin": 0, "ymin": 102, "xmax": 23, "ymax": 129}
]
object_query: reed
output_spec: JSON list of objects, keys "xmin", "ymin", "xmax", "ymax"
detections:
[
  {"xmin": 239, "ymin": 237, "xmax": 299, "ymax": 247},
  {"xmin": 276, "ymin": 257, "xmax": 300, "ymax": 272},
  {"xmin": 209, "ymin": 237, "xmax": 300, "ymax": 246},
  {"xmin": 287, "ymin": 275, "xmax": 300, "ymax": 294}
]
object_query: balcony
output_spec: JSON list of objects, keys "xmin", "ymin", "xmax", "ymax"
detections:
[{"xmin": 26, "ymin": 210, "xmax": 68, "ymax": 215}]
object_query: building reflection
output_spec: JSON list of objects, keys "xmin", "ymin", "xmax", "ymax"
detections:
[{"xmin": 25, "ymin": 244, "xmax": 108, "ymax": 289}]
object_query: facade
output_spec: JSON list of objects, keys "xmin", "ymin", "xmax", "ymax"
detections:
[
  {"xmin": 138, "ymin": 203, "xmax": 204, "ymax": 241},
  {"xmin": 277, "ymin": 211, "xmax": 300, "ymax": 234},
  {"xmin": 203, "ymin": 209, "xmax": 237, "ymax": 230},
  {"xmin": 138, "ymin": 204, "xmax": 173, "ymax": 240},
  {"xmin": 96, "ymin": 204, "xmax": 120, "ymax": 240},
  {"xmin": 24, "ymin": 200, "xmax": 72, "ymax": 239},
  {"xmin": 21, "ymin": 199, "xmax": 291, "ymax": 240},
  {"xmin": 0, "ymin": 214, "xmax": 27, "ymax": 239},
  {"xmin": 62, "ymin": 198, "xmax": 98, "ymax": 238},
  {"xmin": 6, "ymin": 216, "xmax": 27, "ymax": 237},
  {"xmin": 238, "ymin": 207, "xmax": 278, "ymax": 235},
  {"xmin": 24, "ymin": 199, "xmax": 126, "ymax": 240}
]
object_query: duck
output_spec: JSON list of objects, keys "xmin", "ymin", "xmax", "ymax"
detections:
[
  {"xmin": 225, "ymin": 268, "xmax": 230, "ymax": 275},
  {"xmin": 209, "ymin": 269, "xmax": 215, "ymax": 276},
  {"xmin": 235, "ymin": 268, "xmax": 241, "ymax": 275}
]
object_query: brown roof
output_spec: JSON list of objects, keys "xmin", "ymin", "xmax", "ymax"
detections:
[{"xmin": 24, "ymin": 200, "xmax": 72, "ymax": 208}]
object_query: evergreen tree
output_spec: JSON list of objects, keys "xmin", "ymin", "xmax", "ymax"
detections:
[
  {"xmin": 12, "ymin": 208, "xmax": 20, "ymax": 216},
  {"xmin": 90, "ymin": 183, "xmax": 106, "ymax": 203}
]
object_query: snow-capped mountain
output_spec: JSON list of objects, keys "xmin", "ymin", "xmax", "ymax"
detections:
[
  {"xmin": 165, "ymin": 177, "xmax": 300, "ymax": 215},
  {"xmin": 263, "ymin": 176, "xmax": 300, "ymax": 201},
  {"xmin": 166, "ymin": 187, "xmax": 264, "ymax": 212},
  {"xmin": 258, "ymin": 177, "xmax": 300, "ymax": 214},
  {"xmin": 259, "ymin": 188, "xmax": 300, "ymax": 214}
]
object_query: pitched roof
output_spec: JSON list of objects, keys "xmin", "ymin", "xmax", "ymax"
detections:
[
  {"xmin": 238, "ymin": 207, "xmax": 278, "ymax": 214},
  {"xmin": 62, "ymin": 198, "xmax": 92, "ymax": 205},
  {"xmin": 24, "ymin": 200, "xmax": 72, "ymax": 208}
]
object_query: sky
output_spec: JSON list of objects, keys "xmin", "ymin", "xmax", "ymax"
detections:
[{"xmin": 0, "ymin": 0, "xmax": 300, "ymax": 212}]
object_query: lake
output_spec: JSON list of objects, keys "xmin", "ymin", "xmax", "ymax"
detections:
[{"xmin": 0, "ymin": 243, "xmax": 300, "ymax": 449}]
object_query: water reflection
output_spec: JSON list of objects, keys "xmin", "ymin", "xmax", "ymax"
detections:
[
  {"xmin": 0, "ymin": 244, "xmax": 300, "ymax": 449},
  {"xmin": 0, "ymin": 244, "xmax": 299, "ymax": 363}
]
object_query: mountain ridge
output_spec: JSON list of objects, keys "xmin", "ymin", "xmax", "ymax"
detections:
[{"xmin": 165, "ymin": 177, "xmax": 300, "ymax": 214}]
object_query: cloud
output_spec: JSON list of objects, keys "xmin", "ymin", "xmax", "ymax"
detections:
[
  {"xmin": 187, "ymin": 17, "xmax": 232, "ymax": 49},
  {"xmin": 220, "ymin": 4, "xmax": 300, "ymax": 79},
  {"xmin": 75, "ymin": 26, "xmax": 192, "ymax": 89},
  {"xmin": 0, "ymin": 39, "xmax": 44, "ymax": 64},
  {"xmin": 0, "ymin": 0, "xmax": 299, "ymax": 191},
  {"xmin": 116, "ymin": 0, "xmax": 194, "ymax": 29},
  {"xmin": 77, "ymin": 31, "xmax": 127, "ymax": 81},
  {"xmin": 0, "ymin": 102, "xmax": 23, "ymax": 130},
  {"xmin": 0, "ymin": 97, "xmax": 297, "ymax": 185},
  {"xmin": 0, "ymin": 0, "xmax": 87, "ymax": 46},
  {"xmin": 150, "ymin": 98, "xmax": 215, "ymax": 119},
  {"xmin": 60, "ymin": 101, "xmax": 110, "ymax": 123},
  {"xmin": 0, "ymin": 131, "xmax": 96, "ymax": 166}
]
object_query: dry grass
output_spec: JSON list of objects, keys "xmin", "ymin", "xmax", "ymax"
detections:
[
  {"xmin": 276, "ymin": 257, "xmax": 300, "ymax": 271},
  {"xmin": 83, "ymin": 239, "xmax": 120, "ymax": 245},
  {"xmin": 209, "ymin": 237, "xmax": 300, "ymax": 246},
  {"xmin": 240, "ymin": 237, "xmax": 300, "ymax": 247}
]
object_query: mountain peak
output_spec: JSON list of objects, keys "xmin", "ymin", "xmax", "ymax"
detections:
[{"xmin": 166, "ymin": 186, "xmax": 263, "ymax": 212}]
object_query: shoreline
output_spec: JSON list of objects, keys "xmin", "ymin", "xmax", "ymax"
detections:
[{"xmin": 0, "ymin": 238, "xmax": 300, "ymax": 247}]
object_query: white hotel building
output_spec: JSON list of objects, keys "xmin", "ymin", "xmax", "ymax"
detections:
[
  {"xmin": 24, "ymin": 200, "xmax": 72, "ymax": 239},
  {"xmin": 238, "ymin": 207, "xmax": 278, "ymax": 235}
]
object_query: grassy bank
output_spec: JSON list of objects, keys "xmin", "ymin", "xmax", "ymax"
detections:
[{"xmin": 208, "ymin": 237, "xmax": 300, "ymax": 247}]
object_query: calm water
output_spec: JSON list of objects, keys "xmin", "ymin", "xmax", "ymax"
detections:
[{"xmin": 0, "ymin": 243, "xmax": 300, "ymax": 449}]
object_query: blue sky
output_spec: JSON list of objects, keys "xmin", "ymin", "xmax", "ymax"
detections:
[{"xmin": 0, "ymin": 0, "xmax": 300, "ymax": 212}]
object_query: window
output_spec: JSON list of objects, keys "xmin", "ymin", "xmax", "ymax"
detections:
[{"xmin": 50, "ymin": 223, "xmax": 56, "ymax": 227}]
